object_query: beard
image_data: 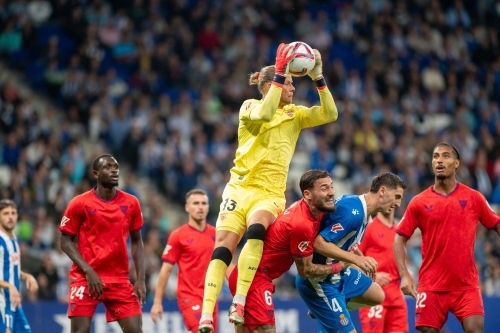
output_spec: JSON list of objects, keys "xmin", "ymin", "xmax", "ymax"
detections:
[
  {"xmin": 318, "ymin": 202, "xmax": 337, "ymax": 213},
  {"xmin": 436, "ymin": 174, "xmax": 447, "ymax": 181},
  {"xmin": 101, "ymin": 180, "xmax": 119, "ymax": 188}
]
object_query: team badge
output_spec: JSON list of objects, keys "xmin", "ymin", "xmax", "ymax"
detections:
[
  {"xmin": 298, "ymin": 241, "xmax": 310, "ymax": 252},
  {"xmin": 331, "ymin": 223, "xmax": 344, "ymax": 233},
  {"xmin": 286, "ymin": 111, "xmax": 294, "ymax": 117},
  {"xmin": 459, "ymin": 199, "xmax": 467, "ymax": 209},
  {"xmin": 120, "ymin": 205, "xmax": 128, "ymax": 214},
  {"xmin": 220, "ymin": 213, "xmax": 227, "ymax": 221},
  {"xmin": 70, "ymin": 302, "xmax": 77, "ymax": 312},
  {"xmin": 339, "ymin": 314, "xmax": 349, "ymax": 326}
]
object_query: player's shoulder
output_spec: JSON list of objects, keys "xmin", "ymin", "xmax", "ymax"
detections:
[
  {"xmin": 457, "ymin": 182, "xmax": 481, "ymax": 197},
  {"xmin": 240, "ymin": 98, "xmax": 261, "ymax": 109},
  {"xmin": 408, "ymin": 187, "xmax": 434, "ymax": 204},
  {"xmin": 335, "ymin": 194, "xmax": 362, "ymax": 209},
  {"xmin": 118, "ymin": 190, "xmax": 140, "ymax": 203}
]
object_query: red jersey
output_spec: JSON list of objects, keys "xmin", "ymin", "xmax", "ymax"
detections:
[
  {"xmin": 358, "ymin": 217, "xmax": 405, "ymax": 307},
  {"xmin": 59, "ymin": 188, "xmax": 144, "ymax": 284},
  {"xmin": 161, "ymin": 223, "xmax": 216, "ymax": 301},
  {"xmin": 396, "ymin": 183, "xmax": 500, "ymax": 291},
  {"xmin": 258, "ymin": 199, "xmax": 324, "ymax": 281}
]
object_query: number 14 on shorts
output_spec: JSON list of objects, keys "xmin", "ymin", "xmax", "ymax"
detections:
[{"xmin": 70, "ymin": 286, "xmax": 85, "ymax": 300}]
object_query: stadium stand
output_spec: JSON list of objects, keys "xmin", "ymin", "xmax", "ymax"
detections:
[{"xmin": 1, "ymin": 0, "xmax": 500, "ymax": 302}]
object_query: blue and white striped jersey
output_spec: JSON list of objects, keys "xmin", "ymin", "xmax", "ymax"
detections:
[{"xmin": 0, "ymin": 229, "xmax": 21, "ymax": 313}]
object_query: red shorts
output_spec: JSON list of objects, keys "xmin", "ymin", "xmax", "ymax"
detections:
[
  {"xmin": 178, "ymin": 297, "xmax": 218, "ymax": 333},
  {"xmin": 359, "ymin": 304, "xmax": 409, "ymax": 333},
  {"xmin": 229, "ymin": 267, "xmax": 275, "ymax": 332},
  {"xmin": 68, "ymin": 282, "xmax": 142, "ymax": 322},
  {"xmin": 415, "ymin": 288, "xmax": 484, "ymax": 330}
]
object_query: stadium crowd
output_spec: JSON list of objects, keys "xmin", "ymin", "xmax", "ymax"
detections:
[{"xmin": 2, "ymin": 0, "xmax": 500, "ymax": 303}]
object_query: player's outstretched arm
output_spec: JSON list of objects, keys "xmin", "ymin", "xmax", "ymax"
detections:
[
  {"xmin": 151, "ymin": 262, "xmax": 174, "ymax": 324},
  {"xmin": 393, "ymin": 234, "xmax": 417, "ymax": 298},
  {"xmin": 313, "ymin": 235, "xmax": 377, "ymax": 274},
  {"xmin": 0, "ymin": 280, "xmax": 21, "ymax": 307},
  {"xmin": 130, "ymin": 230, "xmax": 146, "ymax": 307},
  {"xmin": 293, "ymin": 255, "xmax": 338, "ymax": 279},
  {"xmin": 20, "ymin": 271, "xmax": 38, "ymax": 292},
  {"xmin": 60, "ymin": 233, "xmax": 104, "ymax": 299}
]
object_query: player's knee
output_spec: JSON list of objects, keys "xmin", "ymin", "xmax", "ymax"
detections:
[
  {"xmin": 122, "ymin": 323, "xmax": 142, "ymax": 333},
  {"xmin": 247, "ymin": 223, "xmax": 266, "ymax": 241},
  {"xmin": 211, "ymin": 246, "xmax": 233, "ymax": 266}
]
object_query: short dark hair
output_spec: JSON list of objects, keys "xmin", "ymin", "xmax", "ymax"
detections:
[
  {"xmin": 186, "ymin": 189, "xmax": 208, "ymax": 202},
  {"xmin": 434, "ymin": 142, "xmax": 461, "ymax": 160},
  {"xmin": 0, "ymin": 199, "xmax": 17, "ymax": 212},
  {"xmin": 92, "ymin": 154, "xmax": 114, "ymax": 171},
  {"xmin": 299, "ymin": 170, "xmax": 331, "ymax": 194},
  {"xmin": 369, "ymin": 172, "xmax": 407, "ymax": 193}
]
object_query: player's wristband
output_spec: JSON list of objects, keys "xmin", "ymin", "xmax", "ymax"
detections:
[
  {"xmin": 314, "ymin": 77, "xmax": 326, "ymax": 90},
  {"xmin": 272, "ymin": 73, "xmax": 286, "ymax": 88},
  {"xmin": 330, "ymin": 263, "xmax": 342, "ymax": 275}
]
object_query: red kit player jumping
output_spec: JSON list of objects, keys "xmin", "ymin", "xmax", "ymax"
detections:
[
  {"xmin": 358, "ymin": 210, "xmax": 408, "ymax": 333},
  {"xmin": 228, "ymin": 169, "xmax": 347, "ymax": 333},
  {"xmin": 60, "ymin": 155, "xmax": 146, "ymax": 333},
  {"xmin": 394, "ymin": 142, "xmax": 500, "ymax": 333},
  {"xmin": 151, "ymin": 189, "xmax": 219, "ymax": 333}
]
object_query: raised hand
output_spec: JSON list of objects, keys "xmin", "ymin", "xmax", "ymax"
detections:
[
  {"xmin": 274, "ymin": 43, "xmax": 297, "ymax": 76},
  {"xmin": 308, "ymin": 49, "xmax": 323, "ymax": 80}
]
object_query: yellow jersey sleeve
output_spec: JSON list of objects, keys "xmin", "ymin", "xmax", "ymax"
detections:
[
  {"xmin": 295, "ymin": 86, "xmax": 338, "ymax": 129},
  {"xmin": 239, "ymin": 85, "xmax": 282, "ymax": 123}
]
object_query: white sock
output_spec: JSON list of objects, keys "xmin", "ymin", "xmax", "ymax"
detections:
[
  {"xmin": 200, "ymin": 313, "xmax": 213, "ymax": 323},
  {"xmin": 233, "ymin": 294, "xmax": 246, "ymax": 306}
]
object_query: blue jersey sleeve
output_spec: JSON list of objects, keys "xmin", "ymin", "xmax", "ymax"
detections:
[{"xmin": 319, "ymin": 205, "xmax": 358, "ymax": 244}]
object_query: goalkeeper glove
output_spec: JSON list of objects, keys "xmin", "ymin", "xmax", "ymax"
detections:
[
  {"xmin": 308, "ymin": 49, "xmax": 323, "ymax": 80},
  {"xmin": 274, "ymin": 43, "xmax": 296, "ymax": 76}
]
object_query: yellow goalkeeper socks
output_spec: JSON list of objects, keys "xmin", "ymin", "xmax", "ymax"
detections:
[
  {"xmin": 201, "ymin": 259, "xmax": 228, "ymax": 317},
  {"xmin": 235, "ymin": 238, "xmax": 264, "ymax": 299}
]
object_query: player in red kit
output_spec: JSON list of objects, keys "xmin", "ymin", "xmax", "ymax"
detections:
[
  {"xmin": 59, "ymin": 155, "xmax": 146, "ymax": 333},
  {"xmin": 358, "ymin": 210, "xmax": 408, "ymax": 333},
  {"xmin": 228, "ymin": 170, "xmax": 347, "ymax": 333},
  {"xmin": 394, "ymin": 142, "xmax": 500, "ymax": 333},
  {"xmin": 151, "ymin": 189, "xmax": 219, "ymax": 333}
]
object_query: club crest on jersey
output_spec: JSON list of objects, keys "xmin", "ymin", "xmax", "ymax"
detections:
[
  {"xmin": 339, "ymin": 314, "xmax": 349, "ymax": 326},
  {"xmin": 331, "ymin": 223, "xmax": 344, "ymax": 233},
  {"xmin": 459, "ymin": 200, "xmax": 467, "ymax": 209},
  {"xmin": 70, "ymin": 302, "xmax": 77, "ymax": 312},
  {"xmin": 60, "ymin": 216, "xmax": 70, "ymax": 227},
  {"xmin": 298, "ymin": 241, "xmax": 310, "ymax": 252},
  {"xmin": 220, "ymin": 213, "xmax": 227, "ymax": 221},
  {"xmin": 286, "ymin": 111, "xmax": 294, "ymax": 117},
  {"xmin": 120, "ymin": 205, "xmax": 128, "ymax": 215}
]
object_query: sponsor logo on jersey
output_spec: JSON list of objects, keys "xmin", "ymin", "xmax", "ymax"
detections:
[
  {"xmin": 246, "ymin": 102, "xmax": 252, "ymax": 110},
  {"xmin": 10, "ymin": 253, "xmax": 20, "ymax": 265},
  {"xmin": 424, "ymin": 204, "xmax": 433, "ymax": 211},
  {"xmin": 60, "ymin": 216, "xmax": 70, "ymax": 227},
  {"xmin": 191, "ymin": 304, "xmax": 200, "ymax": 311},
  {"xmin": 352, "ymin": 209, "xmax": 359, "ymax": 215},
  {"xmin": 298, "ymin": 241, "xmax": 310, "ymax": 252},
  {"xmin": 120, "ymin": 205, "xmax": 128, "ymax": 214},
  {"xmin": 459, "ymin": 199, "xmax": 467, "ymax": 209},
  {"xmin": 163, "ymin": 245, "xmax": 172, "ymax": 255},
  {"xmin": 331, "ymin": 223, "xmax": 344, "ymax": 233},
  {"xmin": 339, "ymin": 314, "xmax": 349, "ymax": 326},
  {"xmin": 220, "ymin": 213, "xmax": 227, "ymax": 221},
  {"xmin": 87, "ymin": 208, "xmax": 96, "ymax": 215},
  {"xmin": 377, "ymin": 233, "xmax": 384, "ymax": 239},
  {"xmin": 186, "ymin": 239, "xmax": 194, "ymax": 244}
]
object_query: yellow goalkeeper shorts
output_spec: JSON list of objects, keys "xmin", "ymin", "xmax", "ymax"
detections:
[{"xmin": 215, "ymin": 181, "xmax": 285, "ymax": 241}]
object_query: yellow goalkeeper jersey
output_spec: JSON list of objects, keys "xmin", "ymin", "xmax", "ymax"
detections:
[{"xmin": 229, "ymin": 84, "xmax": 338, "ymax": 197}]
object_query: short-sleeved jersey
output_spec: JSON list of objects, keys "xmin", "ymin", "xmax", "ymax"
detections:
[
  {"xmin": 59, "ymin": 188, "xmax": 144, "ymax": 284},
  {"xmin": 397, "ymin": 183, "xmax": 500, "ymax": 291},
  {"xmin": 257, "ymin": 199, "xmax": 324, "ymax": 281},
  {"xmin": 314, "ymin": 195, "xmax": 370, "ymax": 268},
  {"xmin": 0, "ymin": 230, "xmax": 20, "ymax": 312},
  {"xmin": 231, "ymin": 85, "xmax": 337, "ymax": 197},
  {"xmin": 161, "ymin": 223, "xmax": 215, "ymax": 301},
  {"xmin": 358, "ymin": 217, "xmax": 405, "ymax": 306}
]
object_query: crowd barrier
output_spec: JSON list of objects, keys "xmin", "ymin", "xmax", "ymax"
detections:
[{"xmin": 23, "ymin": 297, "xmax": 500, "ymax": 332}]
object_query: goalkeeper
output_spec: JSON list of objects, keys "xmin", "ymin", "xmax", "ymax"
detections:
[{"xmin": 198, "ymin": 43, "xmax": 339, "ymax": 333}]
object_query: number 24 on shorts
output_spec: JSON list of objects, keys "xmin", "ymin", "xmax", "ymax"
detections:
[
  {"xmin": 70, "ymin": 286, "xmax": 85, "ymax": 300},
  {"xmin": 222, "ymin": 198, "xmax": 238, "ymax": 211}
]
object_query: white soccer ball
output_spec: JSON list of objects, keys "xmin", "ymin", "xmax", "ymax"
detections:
[{"xmin": 286, "ymin": 42, "xmax": 316, "ymax": 77}]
